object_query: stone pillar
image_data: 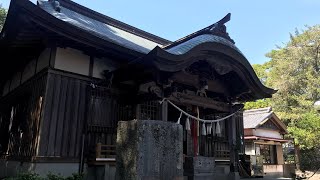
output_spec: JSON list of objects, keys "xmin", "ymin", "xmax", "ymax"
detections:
[{"xmin": 115, "ymin": 120, "xmax": 183, "ymax": 180}]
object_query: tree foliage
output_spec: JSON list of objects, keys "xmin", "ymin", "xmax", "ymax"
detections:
[
  {"xmin": 246, "ymin": 25, "xmax": 320, "ymax": 151},
  {"xmin": 0, "ymin": 5, "xmax": 7, "ymax": 31}
]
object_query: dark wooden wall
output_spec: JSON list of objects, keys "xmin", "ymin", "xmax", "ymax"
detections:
[
  {"xmin": 38, "ymin": 73, "xmax": 88, "ymax": 159},
  {"xmin": 0, "ymin": 73, "xmax": 47, "ymax": 160},
  {"xmin": 37, "ymin": 72, "xmax": 134, "ymax": 160}
]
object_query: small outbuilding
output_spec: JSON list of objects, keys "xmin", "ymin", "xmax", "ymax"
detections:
[{"xmin": 243, "ymin": 107, "xmax": 289, "ymax": 178}]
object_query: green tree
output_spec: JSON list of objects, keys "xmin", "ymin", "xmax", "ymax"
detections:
[
  {"xmin": 0, "ymin": 5, "xmax": 7, "ymax": 31},
  {"xmin": 267, "ymin": 25, "xmax": 320, "ymax": 125},
  {"xmin": 244, "ymin": 63, "xmax": 272, "ymax": 110},
  {"xmin": 245, "ymin": 25, "xmax": 320, "ymax": 170},
  {"xmin": 246, "ymin": 25, "xmax": 320, "ymax": 169}
]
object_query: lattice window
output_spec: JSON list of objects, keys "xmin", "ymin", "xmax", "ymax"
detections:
[{"xmin": 138, "ymin": 101, "xmax": 161, "ymax": 120}]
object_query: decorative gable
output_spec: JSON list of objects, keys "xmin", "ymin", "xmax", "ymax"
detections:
[{"xmin": 259, "ymin": 120, "xmax": 279, "ymax": 131}]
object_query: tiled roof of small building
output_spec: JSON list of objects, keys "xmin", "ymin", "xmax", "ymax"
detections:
[{"xmin": 243, "ymin": 107, "xmax": 273, "ymax": 129}]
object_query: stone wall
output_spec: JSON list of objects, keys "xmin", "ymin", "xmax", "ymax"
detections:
[{"xmin": 116, "ymin": 120, "xmax": 183, "ymax": 180}]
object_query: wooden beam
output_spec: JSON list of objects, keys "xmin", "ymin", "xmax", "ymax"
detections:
[{"xmin": 168, "ymin": 92, "xmax": 230, "ymax": 112}]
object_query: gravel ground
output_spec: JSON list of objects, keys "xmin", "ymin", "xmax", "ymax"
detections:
[
  {"xmin": 241, "ymin": 178, "xmax": 292, "ymax": 180},
  {"xmin": 306, "ymin": 170, "xmax": 320, "ymax": 180}
]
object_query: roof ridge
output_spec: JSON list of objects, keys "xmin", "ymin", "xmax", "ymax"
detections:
[
  {"xmin": 163, "ymin": 13, "xmax": 234, "ymax": 49},
  {"xmin": 243, "ymin": 107, "xmax": 272, "ymax": 114},
  {"xmin": 44, "ymin": 0, "xmax": 171, "ymax": 45}
]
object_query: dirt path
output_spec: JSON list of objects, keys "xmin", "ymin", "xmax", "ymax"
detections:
[{"xmin": 308, "ymin": 169, "xmax": 320, "ymax": 180}]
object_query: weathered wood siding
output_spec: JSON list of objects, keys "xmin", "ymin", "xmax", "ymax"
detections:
[
  {"xmin": 38, "ymin": 73, "xmax": 88, "ymax": 158},
  {"xmin": 0, "ymin": 73, "xmax": 47, "ymax": 159},
  {"xmin": 38, "ymin": 72, "xmax": 134, "ymax": 159}
]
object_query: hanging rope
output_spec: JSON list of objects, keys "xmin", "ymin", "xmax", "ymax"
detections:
[
  {"xmin": 159, "ymin": 98, "xmax": 241, "ymax": 123},
  {"xmin": 216, "ymin": 121, "xmax": 221, "ymax": 135},
  {"xmin": 185, "ymin": 117, "xmax": 191, "ymax": 131},
  {"xmin": 176, "ymin": 112, "xmax": 183, "ymax": 124}
]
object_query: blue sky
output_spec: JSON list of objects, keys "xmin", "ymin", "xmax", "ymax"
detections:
[{"xmin": 1, "ymin": 0, "xmax": 320, "ymax": 64}]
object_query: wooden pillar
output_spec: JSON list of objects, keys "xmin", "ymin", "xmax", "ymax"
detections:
[
  {"xmin": 161, "ymin": 100, "xmax": 168, "ymax": 121},
  {"xmin": 96, "ymin": 143, "xmax": 102, "ymax": 159},
  {"xmin": 228, "ymin": 109, "xmax": 240, "ymax": 180},
  {"xmin": 276, "ymin": 145, "xmax": 284, "ymax": 164},
  {"xmin": 228, "ymin": 115, "xmax": 237, "ymax": 172}
]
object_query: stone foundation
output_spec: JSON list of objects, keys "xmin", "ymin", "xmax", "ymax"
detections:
[
  {"xmin": 263, "ymin": 164, "xmax": 284, "ymax": 177},
  {"xmin": 184, "ymin": 156, "xmax": 215, "ymax": 180}
]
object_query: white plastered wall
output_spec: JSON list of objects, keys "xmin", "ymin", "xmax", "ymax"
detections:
[
  {"xmin": 253, "ymin": 129, "xmax": 282, "ymax": 139},
  {"xmin": 21, "ymin": 59, "xmax": 36, "ymax": 83},
  {"xmin": 2, "ymin": 80, "xmax": 10, "ymax": 96},
  {"xmin": 1, "ymin": 48, "xmax": 50, "ymax": 96},
  {"xmin": 36, "ymin": 48, "xmax": 51, "ymax": 73},
  {"xmin": 10, "ymin": 72, "xmax": 21, "ymax": 91},
  {"xmin": 54, "ymin": 48, "xmax": 90, "ymax": 76},
  {"xmin": 245, "ymin": 141, "xmax": 255, "ymax": 155}
]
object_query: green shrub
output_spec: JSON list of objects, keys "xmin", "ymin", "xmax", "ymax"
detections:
[
  {"xmin": 46, "ymin": 173, "xmax": 64, "ymax": 180},
  {"xmin": 5, "ymin": 172, "xmax": 42, "ymax": 180},
  {"xmin": 5, "ymin": 172, "xmax": 83, "ymax": 180},
  {"xmin": 300, "ymin": 148, "xmax": 320, "ymax": 171},
  {"xmin": 65, "ymin": 173, "xmax": 84, "ymax": 180}
]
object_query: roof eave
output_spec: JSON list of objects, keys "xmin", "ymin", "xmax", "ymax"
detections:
[
  {"xmin": 3, "ymin": 0, "xmax": 147, "ymax": 60},
  {"xmin": 140, "ymin": 42, "xmax": 276, "ymax": 100}
]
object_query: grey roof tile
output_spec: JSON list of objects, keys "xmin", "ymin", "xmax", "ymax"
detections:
[
  {"xmin": 243, "ymin": 107, "xmax": 272, "ymax": 129},
  {"xmin": 38, "ymin": 1, "xmax": 162, "ymax": 54},
  {"xmin": 165, "ymin": 34, "xmax": 243, "ymax": 55}
]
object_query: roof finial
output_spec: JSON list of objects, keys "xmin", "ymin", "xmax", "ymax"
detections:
[
  {"xmin": 217, "ymin": 13, "xmax": 231, "ymax": 25},
  {"xmin": 51, "ymin": 0, "xmax": 61, "ymax": 12},
  {"xmin": 208, "ymin": 13, "xmax": 234, "ymax": 44}
]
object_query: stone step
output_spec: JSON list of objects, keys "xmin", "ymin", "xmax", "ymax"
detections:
[{"xmin": 214, "ymin": 166, "xmax": 228, "ymax": 173}]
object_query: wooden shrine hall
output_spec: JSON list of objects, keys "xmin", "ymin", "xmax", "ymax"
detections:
[{"xmin": 0, "ymin": 0, "xmax": 276, "ymax": 179}]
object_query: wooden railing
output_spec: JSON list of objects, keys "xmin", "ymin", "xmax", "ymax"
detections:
[
  {"xmin": 96, "ymin": 143, "xmax": 116, "ymax": 159},
  {"xmin": 214, "ymin": 140, "xmax": 230, "ymax": 159},
  {"xmin": 88, "ymin": 143, "xmax": 116, "ymax": 165}
]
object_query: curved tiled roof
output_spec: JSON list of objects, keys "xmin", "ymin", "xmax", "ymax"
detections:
[{"xmin": 166, "ymin": 34, "xmax": 243, "ymax": 56}]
